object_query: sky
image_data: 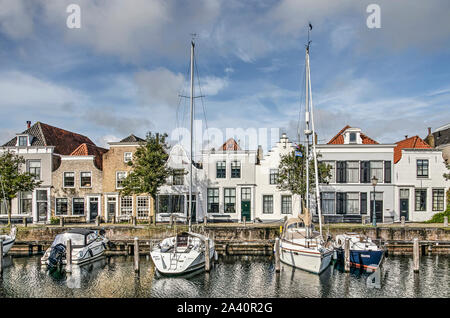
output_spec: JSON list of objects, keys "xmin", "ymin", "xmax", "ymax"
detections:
[{"xmin": 0, "ymin": 0, "xmax": 449, "ymax": 156}]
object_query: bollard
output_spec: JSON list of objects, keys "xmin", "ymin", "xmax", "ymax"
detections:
[
  {"xmin": 95, "ymin": 216, "xmax": 100, "ymax": 226},
  {"xmin": 204, "ymin": 215, "xmax": 207, "ymax": 225},
  {"xmin": 444, "ymin": 216, "xmax": 448, "ymax": 227},
  {"xmin": 413, "ymin": 237, "xmax": 419, "ymax": 273},
  {"xmin": 344, "ymin": 238, "xmax": 350, "ymax": 272},
  {"xmin": 169, "ymin": 214, "xmax": 173, "ymax": 227},
  {"xmin": 401, "ymin": 216, "xmax": 405, "ymax": 227},
  {"xmin": 275, "ymin": 237, "xmax": 281, "ymax": 272},
  {"xmin": 205, "ymin": 238, "xmax": 211, "ymax": 272},
  {"xmin": 60, "ymin": 217, "xmax": 64, "ymax": 227},
  {"xmin": 243, "ymin": 216, "xmax": 246, "ymax": 227},
  {"xmin": 66, "ymin": 239, "xmax": 72, "ymax": 273},
  {"xmin": 132, "ymin": 216, "xmax": 136, "ymax": 226},
  {"xmin": 0, "ymin": 239, "xmax": 3, "ymax": 274},
  {"xmin": 134, "ymin": 237, "xmax": 140, "ymax": 273},
  {"xmin": 23, "ymin": 217, "xmax": 27, "ymax": 227},
  {"xmin": 112, "ymin": 215, "xmax": 116, "ymax": 224}
]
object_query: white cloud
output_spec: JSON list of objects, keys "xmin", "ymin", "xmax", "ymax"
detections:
[{"xmin": 0, "ymin": 0, "xmax": 34, "ymax": 39}]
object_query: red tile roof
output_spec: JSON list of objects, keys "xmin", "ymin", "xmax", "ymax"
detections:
[
  {"xmin": 70, "ymin": 143, "xmax": 108, "ymax": 170},
  {"xmin": 327, "ymin": 125, "xmax": 379, "ymax": 145},
  {"xmin": 394, "ymin": 136, "xmax": 432, "ymax": 163}
]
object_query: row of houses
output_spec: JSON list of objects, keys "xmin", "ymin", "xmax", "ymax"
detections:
[{"xmin": 0, "ymin": 121, "xmax": 449, "ymax": 224}]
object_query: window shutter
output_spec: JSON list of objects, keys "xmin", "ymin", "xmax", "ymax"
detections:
[
  {"xmin": 360, "ymin": 192, "xmax": 367, "ymax": 214},
  {"xmin": 384, "ymin": 161, "xmax": 391, "ymax": 183},
  {"xmin": 336, "ymin": 192, "xmax": 345, "ymax": 214}
]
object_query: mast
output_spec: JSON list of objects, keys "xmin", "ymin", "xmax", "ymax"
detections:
[{"xmin": 188, "ymin": 39, "xmax": 194, "ymax": 232}]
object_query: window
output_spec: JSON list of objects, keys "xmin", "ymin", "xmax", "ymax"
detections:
[
  {"xmin": 336, "ymin": 161, "xmax": 346, "ymax": 183},
  {"xmin": 18, "ymin": 136, "xmax": 28, "ymax": 147},
  {"xmin": 432, "ymin": 189, "xmax": 444, "ymax": 211},
  {"xmin": 360, "ymin": 193, "xmax": 367, "ymax": 214},
  {"xmin": 346, "ymin": 161, "xmax": 359, "ymax": 183},
  {"xmin": 241, "ymin": 188, "xmax": 251, "ymax": 201},
  {"xmin": 336, "ymin": 192, "xmax": 346, "ymax": 214},
  {"xmin": 80, "ymin": 172, "xmax": 92, "ymax": 187},
  {"xmin": 55, "ymin": 198, "xmax": 68, "ymax": 216},
  {"xmin": 124, "ymin": 152, "xmax": 132, "ymax": 163},
  {"xmin": 72, "ymin": 198, "xmax": 85, "ymax": 215},
  {"xmin": 415, "ymin": 189, "xmax": 427, "ymax": 211},
  {"xmin": 231, "ymin": 161, "xmax": 241, "ymax": 178},
  {"xmin": 281, "ymin": 195, "xmax": 292, "ymax": 214},
  {"xmin": 384, "ymin": 161, "xmax": 391, "ymax": 183},
  {"xmin": 370, "ymin": 161, "xmax": 383, "ymax": 183},
  {"xmin": 321, "ymin": 192, "xmax": 335, "ymax": 214},
  {"xmin": 417, "ymin": 160, "xmax": 429, "ymax": 178},
  {"xmin": 346, "ymin": 192, "xmax": 359, "ymax": 214},
  {"xmin": 360, "ymin": 161, "xmax": 370, "ymax": 183},
  {"xmin": 36, "ymin": 190, "xmax": 48, "ymax": 221},
  {"xmin": 349, "ymin": 132, "xmax": 356, "ymax": 143},
  {"xmin": 216, "ymin": 161, "xmax": 226, "ymax": 178},
  {"xmin": 269, "ymin": 169, "xmax": 279, "ymax": 185},
  {"xmin": 157, "ymin": 195, "xmax": 169, "ymax": 213},
  {"xmin": 120, "ymin": 196, "xmax": 133, "ymax": 216},
  {"xmin": 171, "ymin": 195, "xmax": 184, "ymax": 213},
  {"xmin": 224, "ymin": 188, "xmax": 236, "ymax": 213},
  {"xmin": 263, "ymin": 195, "xmax": 273, "ymax": 214},
  {"xmin": 63, "ymin": 172, "xmax": 75, "ymax": 187},
  {"xmin": 173, "ymin": 169, "xmax": 184, "ymax": 185},
  {"xmin": 27, "ymin": 160, "xmax": 41, "ymax": 180},
  {"xmin": 207, "ymin": 188, "xmax": 219, "ymax": 213},
  {"xmin": 137, "ymin": 196, "xmax": 149, "ymax": 218},
  {"xmin": 324, "ymin": 161, "xmax": 335, "ymax": 183},
  {"xmin": 20, "ymin": 191, "xmax": 32, "ymax": 214},
  {"xmin": 116, "ymin": 171, "xmax": 127, "ymax": 189}
]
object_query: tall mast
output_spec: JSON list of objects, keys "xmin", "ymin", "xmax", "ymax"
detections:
[
  {"xmin": 305, "ymin": 44, "xmax": 310, "ymax": 215},
  {"xmin": 188, "ymin": 39, "xmax": 194, "ymax": 232}
]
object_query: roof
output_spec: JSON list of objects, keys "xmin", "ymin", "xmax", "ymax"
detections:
[
  {"xmin": 70, "ymin": 143, "xmax": 108, "ymax": 170},
  {"xmin": 327, "ymin": 125, "xmax": 379, "ymax": 145},
  {"xmin": 120, "ymin": 134, "xmax": 145, "ymax": 143},
  {"xmin": 66, "ymin": 228, "xmax": 95, "ymax": 236},
  {"xmin": 2, "ymin": 122, "xmax": 95, "ymax": 155},
  {"xmin": 220, "ymin": 138, "xmax": 241, "ymax": 151},
  {"xmin": 394, "ymin": 135, "xmax": 432, "ymax": 163},
  {"xmin": 433, "ymin": 125, "xmax": 450, "ymax": 147}
]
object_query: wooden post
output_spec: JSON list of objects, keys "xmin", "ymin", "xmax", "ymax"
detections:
[
  {"xmin": 23, "ymin": 217, "xmax": 27, "ymax": 227},
  {"xmin": 66, "ymin": 239, "xmax": 72, "ymax": 273},
  {"xmin": 344, "ymin": 238, "xmax": 350, "ymax": 272},
  {"xmin": 60, "ymin": 217, "xmax": 64, "ymax": 227},
  {"xmin": 112, "ymin": 215, "xmax": 116, "ymax": 224},
  {"xmin": 95, "ymin": 216, "xmax": 100, "ymax": 226},
  {"xmin": 275, "ymin": 237, "xmax": 281, "ymax": 272},
  {"xmin": 243, "ymin": 216, "xmax": 246, "ymax": 227},
  {"xmin": 203, "ymin": 215, "xmax": 207, "ymax": 225},
  {"xmin": 413, "ymin": 237, "xmax": 419, "ymax": 273},
  {"xmin": 132, "ymin": 216, "xmax": 137, "ymax": 226},
  {"xmin": 205, "ymin": 238, "xmax": 211, "ymax": 272},
  {"xmin": 0, "ymin": 239, "xmax": 3, "ymax": 274},
  {"xmin": 444, "ymin": 216, "xmax": 448, "ymax": 227},
  {"xmin": 401, "ymin": 216, "xmax": 405, "ymax": 227},
  {"xmin": 134, "ymin": 237, "xmax": 140, "ymax": 273}
]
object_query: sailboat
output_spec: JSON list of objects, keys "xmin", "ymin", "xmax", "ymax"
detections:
[
  {"xmin": 150, "ymin": 38, "xmax": 215, "ymax": 276},
  {"xmin": 279, "ymin": 25, "xmax": 333, "ymax": 274},
  {"xmin": 0, "ymin": 172, "xmax": 16, "ymax": 256}
]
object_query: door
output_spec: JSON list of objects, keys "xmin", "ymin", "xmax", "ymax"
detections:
[
  {"xmin": 89, "ymin": 197, "xmax": 99, "ymax": 221},
  {"xmin": 399, "ymin": 189, "xmax": 409, "ymax": 221},
  {"xmin": 370, "ymin": 192, "xmax": 383, "ymax": 223},
  {"xmin": 36, "ymin": 190, "xmax": 48, "ymax": 222},
  {"xmin": 241, "ymin": 188, "xmax": 251, "ymax": 221},
  {"xmin": 107, "ymin": 197, "xmax": 116, "ymax": 221}
]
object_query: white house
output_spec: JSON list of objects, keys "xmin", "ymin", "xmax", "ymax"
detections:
[{"xmin": 394, "ymin": 136, "xmax": 449, "ymax": 222}]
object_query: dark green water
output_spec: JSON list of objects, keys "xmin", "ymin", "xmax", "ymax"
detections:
[{"xmin": 0, "ymin": 254, "xmax": 448, "ymax": 298}]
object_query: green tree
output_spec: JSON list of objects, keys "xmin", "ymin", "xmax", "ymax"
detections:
[
  {"xmin": 277, "ymin": 144, "xmax": 331, "ymax": 206},
  {"xmin": 120, "ymin": 132, "xmax": 173, "ymax": 222},
  {"xmin": 0, "ymin": 151, "xmax": 42, "ymax": 225}
]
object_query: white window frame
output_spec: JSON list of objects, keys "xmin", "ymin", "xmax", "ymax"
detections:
[
  {"xmin": 63, "ymin": 171, "xmax": 75, "ymax": 188},
  {"xmin": 137, "ymin": 196, "xmax": 150, "ymax": 219},
  {"xmin": 55, "ymin": 197, "xmax": 69, "ymax": 216},
  {"xmin": 120, "ymin": 196, "xmax": 133, "ymax": 217},
  {"xmin": 17, "ymin": 135, "xmax": 29, "ymax": 147},
  {"xmin": 72, "ymin": 197, "xmax": 85, "ymax": 216},
  {"xmin": 116, "ymin": 171, "xmax": 127, "ymax": 189},
  {"xmin": 80, "ymin": 171, "xmax": 92, "ymax": 188},
  {"xmin": 124, "ymin": 152, "xmax": 133, "ymax": 163}
]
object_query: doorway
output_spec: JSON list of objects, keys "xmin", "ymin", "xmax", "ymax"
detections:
[
  {"xmin": 400, "ymin": 189, "xmax": 409, "ymax": 221},
  {"xmin": 241, "ymin": 188, "xmax": 251, "ymax": 221},
  {"xmin": 89, "ymin": 197, "xmax": 99, "ymax": 221},
  {"xmin": 370, "ymin": 192, "xmax": 383, "ymax": 223},
  {"xmin": 36, "ymin": 190, "xmax": 48, "ymax": 222}
]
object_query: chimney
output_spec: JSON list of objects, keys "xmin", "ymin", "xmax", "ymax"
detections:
[
  {"xmin": 405, "ymin": 135, "xmax": 408, "ymax": 140},
  {"xmin": 257, "ymin": 145, "xmax": 263, "ymax": 164},
  {"xmin": 428, "ymin": 127, "xmax": 431, "ymax": 136},
  {"xmin": 26, "ymin": 121, "xmax": 31, "ymax": 129}
]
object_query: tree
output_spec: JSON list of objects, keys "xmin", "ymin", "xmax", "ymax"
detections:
[
  {"xmin": 0, "ymin": 151, "xmax": 42, "ymax": 225},
  {"xmin": 120, "ymin": 132, "xmax": 173, "ymax": 222},
  {"xmin": 277, "ymin": 144, "xmax": 331, "ymax": 207}
]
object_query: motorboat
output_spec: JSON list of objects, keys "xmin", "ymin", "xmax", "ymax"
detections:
[
  {"xmin": 333, "ymin": 233, "xmax": 385, "ymax": 271},
  {"xmin": 151, "ymin": 231, "xmax": 215, "ymax": 276},
  {"xmin": 41, "ymin": 228, "xmax": 108, "ymax": 268},
  {"xmin": 1, "ymin": 226, "xmax": 16, "ymax": 256}
]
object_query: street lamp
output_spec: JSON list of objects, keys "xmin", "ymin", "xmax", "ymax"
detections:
[{"xmin": 371, "ymin": 175, "xmax": 378, "ymax": 227}]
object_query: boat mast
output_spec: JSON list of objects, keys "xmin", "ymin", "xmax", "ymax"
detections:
[
  {"xmin": 188, "ymin": 38, "xmax": 194, "ymax": 232},
  {"xmin": 304, "ymin": 25, "xmax": 312, "ymax": 238}
]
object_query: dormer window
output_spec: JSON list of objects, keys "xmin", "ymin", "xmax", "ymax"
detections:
[
  {"xmin": 349, "ymin": 132, "xmax": 356, "ymax": 143},
  {"xmin": 17, "ymin": 135, "xmax": 29, "ymax": 147}
]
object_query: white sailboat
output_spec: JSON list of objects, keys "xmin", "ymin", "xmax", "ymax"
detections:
[
  {"xmin": 150, "ymin": 38, "xmax": 215, "ymax": 276},
  {"xmin": 279, "ymin": 24, "xmax": 333, "ymax": 274},
  {"xmin": 1, "ymin": 226, "xmax": 16, "ymax": 256}
]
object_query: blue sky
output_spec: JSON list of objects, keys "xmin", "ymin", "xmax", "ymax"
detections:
[{"xmin": 0, "ymin": 0, "xmax": 449, "ymax": 154}]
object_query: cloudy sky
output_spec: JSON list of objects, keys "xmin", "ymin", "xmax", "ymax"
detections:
[{"xmin": 0, "ymin": 0, "xmax": 449, "ymax": 155}]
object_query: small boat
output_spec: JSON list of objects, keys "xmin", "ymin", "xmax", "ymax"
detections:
[
  {"xmin": 1, "ymin": 226, "xmax": 16, "ymax": 256},
  {"xmin": 41, "ymin": 228, "xmax": 108, "ymax": 268},
  {"xmin": 151, "ymin": 231, "xmax": 215, "ymax": 276},
  {"xmin": 333, "ymin": 233, "xmax": 385, "ymax": 271}
]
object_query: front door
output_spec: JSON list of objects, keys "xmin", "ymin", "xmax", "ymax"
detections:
[
  {"xmin": 241, "ymin": 188, "xmax": 251, "ymax": 221},
  {"xmin": 89, "ymin": 197, "xmax": 99, "ymax": 221},
  {"xmin": 399, "ymin": 189, "xmax": 409, "ymax": 221},
  {"xmin": 36, "ymin": 190, "xmax": 48, "ymax": 222},
  {"xmin": 107, "ymin": 197, "xmax": 116, "ymax": 221},
  {"xmin": 370, "ymin": 193, "xmax": 383, "ymax": 223}
]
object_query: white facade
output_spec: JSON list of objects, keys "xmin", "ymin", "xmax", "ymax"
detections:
[{"xmin": 394, "ymin": 149, "xmax": 449, "ymax": 221}]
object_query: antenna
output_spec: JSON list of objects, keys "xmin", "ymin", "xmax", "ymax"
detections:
[{"xmin": 307, "ymin": 22, "xmax": 312, "ymax": 52}]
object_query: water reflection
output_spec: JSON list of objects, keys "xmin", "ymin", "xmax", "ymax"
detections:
[{"xmin": 0, "ymin": 254, "xmax": 448, "ymax": 298}]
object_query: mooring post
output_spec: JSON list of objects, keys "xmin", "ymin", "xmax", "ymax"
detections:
[
  {"xmin": 243, "ymin": 216, "xmax": 246, "ymax": 227},
  {"xmin": 0, "ymin": 239, "xmax": 3, "ymax": 274},
  {"xmin": 444, "ymin": 216, "xmax": 448, "ymax": 227},
  {"xmin": 203, "ymin": 215, "xmax": 207, "ymax": 225},
  {"xmin": 134, "ymin": 237, "xmax": 140, "ymax": 273},
  {"xmin": 112, "ymin": 215, "xmax": 116, "ymax": 224},
  {"xmin": 205, "ymin": 237, "xmax": 211, "ymax": 272},
  {"xmin": 132, "ymin": 216, "xmax": 137, "ymax": 227},
  {"xmin": 96, "ymin": 215, "xmax": 100, "ymax": 226},
  {"xmin": 401, "ymin": 216, "xmax": 405, "ymax": 227},
  {"xmin": 344, "ymin": 238, "xmax": 350, "ymax": 272},
  {"xmin": 413, "ymin": 237, "xmax": 419, "ymax": 273},
  {"xmin": 60, "ymin": 217, "xmax": 64, "ymax": 227},
  {"xmin": 169, "ymin": 214, "xmax": 173, "ymax": 227},
  {"xmin": 275, "ymin": 237, "xmax": 281, "ymax": 272},
  {"xmin": 23, "ymin": 217, "xmax": 27, "ymax": 227},
  {"xmin": 66, "ymin": 239, "xmax": 72, "ymax": 273}
]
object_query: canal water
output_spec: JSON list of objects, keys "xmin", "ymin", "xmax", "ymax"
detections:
[{"xmin": 0, "ymin": 255, "xmax": 448, "ymax": 298}]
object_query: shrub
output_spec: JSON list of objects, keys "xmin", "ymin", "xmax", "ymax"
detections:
[
  {"xmin": 424, "ymin": 207, "xmax": 450, "ymax": 223},
  {"xmin": 50, "ymin": 217, "xmax": 59, "ymax": 225}
]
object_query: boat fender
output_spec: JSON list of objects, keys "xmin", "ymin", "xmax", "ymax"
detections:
[{"xmin": 335, "ymin": 236, "xmax": 345, "ymax": 248}]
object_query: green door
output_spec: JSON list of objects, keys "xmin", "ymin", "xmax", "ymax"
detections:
[{"xmin": 241, "ymin": 187, "xmax": 251, "ymax": 221}]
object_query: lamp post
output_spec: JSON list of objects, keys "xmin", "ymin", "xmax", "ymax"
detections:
[{"xmin": 371, "ymin": 175, "xmax": 378, "ymax": 227}]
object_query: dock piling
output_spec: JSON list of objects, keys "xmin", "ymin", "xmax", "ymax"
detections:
[
  {"xmin": 444, "ymin": 216, "xmax": 448, "ymax": 227},
  {"xmin": 275, "ymin": 237, "xmax": 280, "ymax": 273},
  {"xmin": 413, "ymin": 237, "xmax": 420, "ymax": 273},
  {"xmin": 0, "ymin": 239, "xmax": 3, "ymax": 274},
  {"xmin": 134, "ymin": 237, "xmax": 140, "ymax": 273},
  {"xmin": 344, "ymin": 238, "xmax": 350, "ymax": 272},
  {"xmin": 205, "ymin": 238, "xmax": 211, "ymax": 272},
  {"xmin": 66, "ymin": 239, "xmax": 72, "ymax": 273}
]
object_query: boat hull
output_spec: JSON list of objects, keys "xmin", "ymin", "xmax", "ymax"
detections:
[
  {"xmin": 279, "ymin": 240, "xmax": 333, "ymax": 274},
  {"xmin": 336, "ymin": 248, "xmax": 384, "ymax": 270},
  {"xmin": 1, "ymin": 238, "xmax": 15, "ymax": 256},
  {"xmin": 151, "ymin": 247, "xmax": 215, "ymax": 276}
]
